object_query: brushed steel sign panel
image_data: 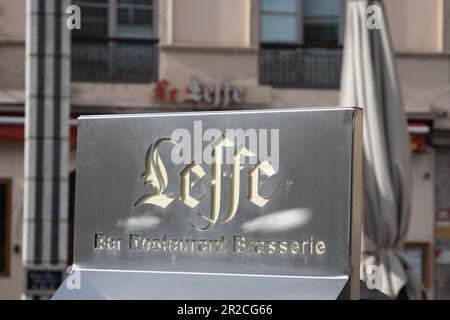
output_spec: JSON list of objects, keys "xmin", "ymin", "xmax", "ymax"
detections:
[{"xmin": 72, "ymin": 107, "xmax": 361, "ymax": 284}]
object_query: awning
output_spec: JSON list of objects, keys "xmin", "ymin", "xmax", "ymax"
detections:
[{"xmin": 340, "ymin": 0, "xmax": 423, "ymax": 299}]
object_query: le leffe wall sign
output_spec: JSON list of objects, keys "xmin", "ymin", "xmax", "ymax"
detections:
[{"xmin": 153, "ymin": 76, "xmax": 243, "ymax": 107}]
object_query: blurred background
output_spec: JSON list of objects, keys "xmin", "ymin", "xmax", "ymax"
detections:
[{"xmin": 0, "ymin": 0, "xmax": 449, "ymax": 299}]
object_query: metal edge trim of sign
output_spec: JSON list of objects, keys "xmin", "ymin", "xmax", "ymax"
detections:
[
  {"xmin": 69, "ymin": 267, "xmax": 350, "ymax": 280},
  {"xmin": 349, "ymin": 107, "xmax": 363, "ymax": 299},
  {"xmin": 76, "ymin": 106, "xmax": 360, "ymax": 121}
]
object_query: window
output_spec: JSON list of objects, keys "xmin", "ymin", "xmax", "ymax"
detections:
[
  {"xmin": 260, "ymin": 0, "xmax": 344, "ymax": 88},
  {"xmin": 117, "ymin": 0, "xmax": 155, "ymax": 38},
  {"xmin": 74, "ymin": 0, "xmax": 108, "ymax": 38},
  {"xmin": 0, "ymin": 179, "xmax": 11, "ymax": 277},
  {"xmin": 74, "ymin": 0, "xmax": 156, "ymax": 39},
  {"xmin": 261, "ymin": 0, "xmax": 298, "ymax": 43},
  {"xmin": 72, "ymin": 0, "xmax": 158, "ymax": 83},
  {"xmin": 303, "ymin": 0, "xmax": 342, "ymax": 45}
]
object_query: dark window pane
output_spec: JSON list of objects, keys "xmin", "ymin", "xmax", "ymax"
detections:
[
  {"xmin": 73, "ymin": 5, "xmax": 108, "ymax": 38},
  {"xmin": 304, "ymin": 23, "xmax": 339, "ymax": 45},
  {"xmin": 118, "ymin": 8, "xmax": 152, "ymax": 25},
  {"xmin": 303, "ymin": 0, "xmax": 341, "ymax": 45},
  {"xmin": 119, "ymin": 0, "xmax": 153, "ymax": 5},
  {"xmin": 118, "ymin": 8, "xmax": 153, "ymax": 38}
]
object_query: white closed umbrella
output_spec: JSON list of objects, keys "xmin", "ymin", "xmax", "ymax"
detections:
[{"xmin": 340, "ymin": 0, "xmax": 423, "ymax": 299}]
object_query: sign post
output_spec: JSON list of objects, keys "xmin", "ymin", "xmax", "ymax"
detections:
[{"xmin": 53, "ymin": 107, "xmax": 363, "ymax": 299}]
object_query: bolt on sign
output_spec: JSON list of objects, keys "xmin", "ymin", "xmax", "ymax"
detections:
[{"xmin": 53, "ymin": 107, "xmax": 363, "ymax": 300}]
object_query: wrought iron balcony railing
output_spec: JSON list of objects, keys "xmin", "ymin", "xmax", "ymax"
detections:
[
  {"xmin": 259, "ymin": 44, "xmax": 343, "ymax": 89},
  {"xmin": 71, "ymin": 37, "xmax": 158, "ymax": 83}
]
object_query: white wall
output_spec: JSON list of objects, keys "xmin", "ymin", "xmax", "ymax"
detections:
[
  {"xmin": 0, "ymin": 0, "xmax": 26, "ymax": 39},
  {"xmin": 171, "ymin": 0, "xmax": 250, "ymax": 46},
  {"xmin": 385, "ymin": 0, "xmax": 443, "ymax": 53}
]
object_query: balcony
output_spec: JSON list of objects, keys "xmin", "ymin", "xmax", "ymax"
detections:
[
  {"xmin": 259, "ymin": 44, "xmax": 343, "ymax": 89},
  {"xmin": 71, "ymin": 37, "xmax": 158, "ymax": 83}
]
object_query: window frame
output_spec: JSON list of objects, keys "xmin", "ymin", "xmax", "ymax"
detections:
[
  {"xmin": 75, "ymin": 0, "xmax": 158, "ymax": 40},
  {"xmin": 0, "ymin": 178, "xmax": 12, "ymax": 278},
  {"xmin": 260, "ymin": 0, "xmax": 345, "ymax": 46},
  {"xmin": 71, "ymin": 0, "xmax": 159, "ymax": 83}
]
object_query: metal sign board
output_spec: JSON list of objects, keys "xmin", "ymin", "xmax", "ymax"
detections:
[{"xmin": 53, "ymin": 107, "xmax": 362, "ymax": 299}]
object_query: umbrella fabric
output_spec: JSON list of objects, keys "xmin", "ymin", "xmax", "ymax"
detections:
[{"xmin": 340, "ymin": 0, "xmax": 423, "ymax": 299}]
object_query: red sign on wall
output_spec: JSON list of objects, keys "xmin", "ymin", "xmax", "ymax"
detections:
[{"xmin": 153, "ymin": 76, "xmax": 242, "ymax": 107}]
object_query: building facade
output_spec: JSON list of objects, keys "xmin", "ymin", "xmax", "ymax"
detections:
[{"xmin": 0, "ymin": 0, "xmax": 449, "ymax": 299}]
